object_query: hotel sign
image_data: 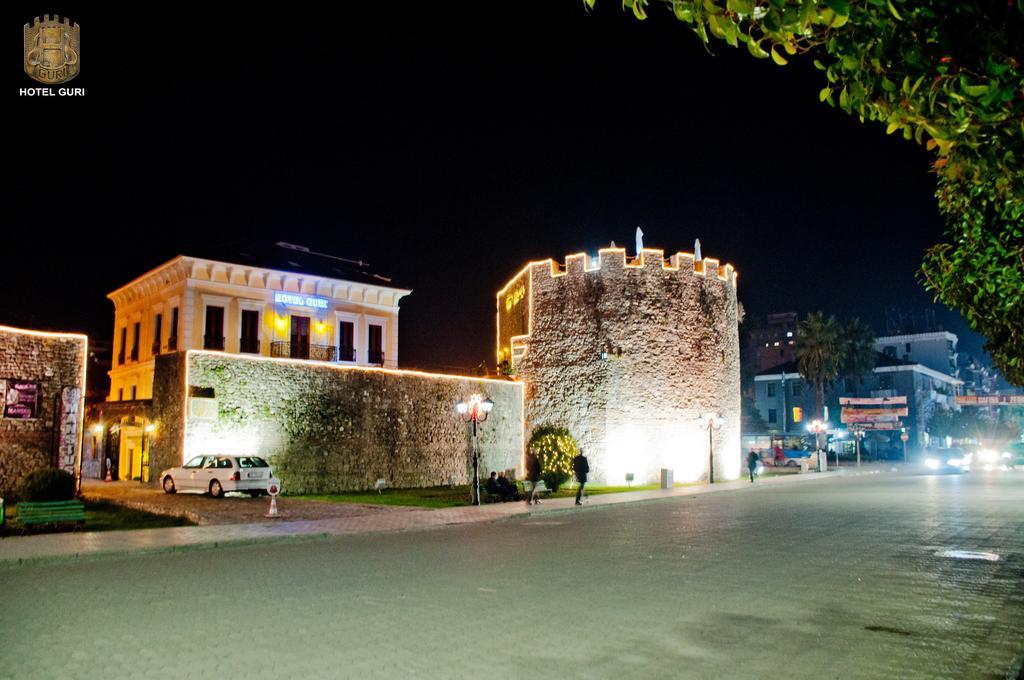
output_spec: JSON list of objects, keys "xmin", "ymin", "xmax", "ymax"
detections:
[
  {"xmin": 273, "ymin": 292, "xmax": 329, "ymax": 309},
  {"xmin": 2, "ymin": 379, "xmax": 41, "ymax": 419}
]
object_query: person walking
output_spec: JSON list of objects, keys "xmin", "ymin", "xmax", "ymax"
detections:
[
  {"xmin": 525, "ymin": 448, "xmax": 542, "ymax": 505},
  {"xmin": 572, "ymin": 448, "xmax": 589, "ymax": 505},
  {"xmin": 747, "ymin": 449, "xmax": 759, "ymax": 483}
]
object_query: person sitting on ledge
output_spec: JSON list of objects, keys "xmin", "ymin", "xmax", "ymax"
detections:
[
  {"xmin": 496, "ymin": 471, "xmax": 520, "ymax": 501},
  {"xmin": 485, "ymin": 472, "xmax": 502, "ymax": 500}
]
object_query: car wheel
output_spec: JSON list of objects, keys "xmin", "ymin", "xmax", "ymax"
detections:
[
  {"xmin": 209, "ymin": 479, "xmax": 224, "ymax": 498},
  {"xmin": 163, "ymin": 476, "xmax": 176, "ymax": 494},
  {"xmin": 247, "ymin": 490, "xmax": 261, "ymax": 498}
]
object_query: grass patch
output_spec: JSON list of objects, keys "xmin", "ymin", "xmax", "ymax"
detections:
[
  {"xmin": 2, "ymin": 500, "xmax": 194, "ymax": 536},
  {"xmin": 295, "ymin": 486, "xmax": 474, "ymax": 509},
  {"xmin": 547, "ymin": 484, "xmax": 661, "ymax": 499},
  {"xmin": 295, "ymin": 483, "xmax": 677, "ymax": 508}
]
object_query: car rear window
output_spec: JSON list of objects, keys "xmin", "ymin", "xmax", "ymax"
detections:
[{"xmin": 237, "ymin": 457, "xmax": 269, "ymax": 468}]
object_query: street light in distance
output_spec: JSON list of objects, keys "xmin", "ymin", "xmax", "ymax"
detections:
[
  {"xmin": 698, "ymin": 413, "xmax": 725, "ymax": 484},
  {"xmin": 456, "ymin": 394, "xmax": 495, "ymax": 506}
]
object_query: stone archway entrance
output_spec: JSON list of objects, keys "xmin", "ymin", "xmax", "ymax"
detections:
[{"xmin": 84, "ymin": 399, "xmax": 153, "ymax": 483}]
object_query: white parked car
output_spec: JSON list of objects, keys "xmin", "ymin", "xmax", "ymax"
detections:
[{"xmin": 160, "ymin": 455, "xmax": 280, "ymax": 498}]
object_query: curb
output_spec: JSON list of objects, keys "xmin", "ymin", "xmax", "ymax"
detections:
[{"xmin": 1, "ymin": 466, "xmax": 897, "ymax": 567}]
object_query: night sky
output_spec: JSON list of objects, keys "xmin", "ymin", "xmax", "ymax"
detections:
[{"xmin": 5, "ymin": 2, "xmax": 987, "ymax": 371}]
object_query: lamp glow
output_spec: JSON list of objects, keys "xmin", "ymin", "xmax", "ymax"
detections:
[{"xmin": 456, "ymin": 394, "xmax": 495, "ymax": 506}]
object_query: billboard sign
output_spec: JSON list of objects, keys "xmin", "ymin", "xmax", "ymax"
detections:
[
  {"xmin": 956, "ymin": 395, "xmax": 1024, "ymax": 406},
  {"xmin": 840, "ymin": 397, "xmax": 907, "ymax": 406},
  {"xmin": 2, "ymin": 379, "xmax": 41, "ymax": 419}
]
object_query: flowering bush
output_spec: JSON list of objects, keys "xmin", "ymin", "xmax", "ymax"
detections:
[{"xmin": 528, "ymin": 425, "xmax": 579, "ymax": 492}]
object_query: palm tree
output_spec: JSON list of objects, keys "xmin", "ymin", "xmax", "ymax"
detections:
[
  {"xmin": 796, "ymin": 312, "xmax": 843, "ymax": 421},
  {"xmin": 841, "ymin": 318, "xmax": 877, "ymax": 389}
]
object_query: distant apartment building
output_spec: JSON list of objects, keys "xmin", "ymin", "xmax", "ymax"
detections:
[
  {"xmin": 874, "ymin": 331, "xmax": 958, "ymax": 379},
  {"xmin": 748, "ymin": 312, "xmax": 800, "ymax": 374},
  {"xmin": 753, "ymin": 352, "xmax": 962, "ymax": 453},
  {"xmin": 958, "ymin": 354, "xmax": 999, "ymax": 396}
]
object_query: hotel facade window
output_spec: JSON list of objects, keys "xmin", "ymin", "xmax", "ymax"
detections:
[
  {"xmin": 338, "ymin": 320, "xmax": 355, "ymax": 362},
  {"xmin": 168, "ymin": 307, "xmax": 179, "ymax": 351},
  {"xmin": 153, "ymin": 313, "xmax": 163, "ymax": 355},
  {"xmin": 368, "ymin": 324, "xmax": 384, "ymax": 365},
  {"xmin": 118, "ymin": 327, "xmax": 127, "ymax": 365},
  {"xmin": 240, "ymin": 309, "xmax": 260, "ymax": 353},
  {"xmin": 204, "ymin": 305, "xmax": 225, "ymax": 350},
  {"xmin": 106, "ymin": 254, "xmax": 411, "ymax": 401},
  {"xmin": 130, "ymin": 322, "xmax": 140, "ymax": 361}
]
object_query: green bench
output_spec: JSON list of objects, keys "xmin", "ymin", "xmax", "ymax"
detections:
[
  {"xmin": 523, "ymin": 480, "xmax": 550, "ymax": 500},
  {"xmin": 17, "ymin": 500, "xmax": 86, "ymax": 528}
]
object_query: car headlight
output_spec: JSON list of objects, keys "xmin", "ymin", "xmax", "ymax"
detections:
[
  {"xmin": 979, "ymin": 449, "xmax": 999, "ymax": 463},
  {"xmin": 925, "ymin": 458, "xmax": 940, "ymax": 470}
]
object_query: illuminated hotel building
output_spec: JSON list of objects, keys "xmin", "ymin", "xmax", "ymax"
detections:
[
  {"xmin": 91, "ymin": 244, "xmax": 410, "ymax": 481},
  {"xmin": 107, "ymin": 246, "xmax": 410, "ymax": 401}
]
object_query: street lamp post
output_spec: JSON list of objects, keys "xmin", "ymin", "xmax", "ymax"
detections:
[
  {"xmin": 456, "ymin": 394, "xmax": 494, "ymax": 506},
  {"xmin": 808, "ymin": 419, "xmax": 828, "ymax": 471},
  {"xmin": 697, "ymin": 413, "xmax": 725, "ymax": 484}
]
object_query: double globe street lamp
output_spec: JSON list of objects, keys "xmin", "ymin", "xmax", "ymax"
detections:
[
  {"xmin": 456, "ymin": 394, "xmax": 494, "ymax": 506},
  {"xmin": 808, "ymin": 419, "xmax": 828, "ymax": 471}
]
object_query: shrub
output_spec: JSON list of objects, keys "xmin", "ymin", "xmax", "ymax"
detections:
[
  {"xmin": 19, "ymin": 468, "xmax": 76, "ymax": 502},
  {"xmin": 528, "ymin": 425, "xmax": 578, "ymax": 492}
]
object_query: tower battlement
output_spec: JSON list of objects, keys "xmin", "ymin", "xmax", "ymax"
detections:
[
  {"xmin": 496, "ymin": 244, "xmax": 742, "ymax": 486},
  {"xmin": 501, "ymin": 247, "xmax": 736, "ymax": 295},
  {"xmin": 26, "ymin": 15, "xmax": 78, "ymax": 28}
]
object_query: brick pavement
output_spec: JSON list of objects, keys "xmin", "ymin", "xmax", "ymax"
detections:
[
  {"xmin": 1, "ymin": 467, "xmax": 885, "ymax": 566},
  {"xmin": 79, "ymin": 479, "xmax": 418, "ymax": 525},
  {"xmin": 1, "ymin": 470, "xmax": 1021, "ymax": 679}
]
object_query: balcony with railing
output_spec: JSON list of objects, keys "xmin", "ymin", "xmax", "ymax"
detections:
[
  {"xmin": 129, "ymin": 345, "xmax": 139, "ymax": 362},
  {"xmin": 271, "ymin": 341, "xmax": 336, "ymax": 362},
  {"xmin": 152, "ymin": 341, "xmax": 161, "ymax": 356},
  {"xmin": 368, "ymin": 350, "xmax": 385, "ymax": 366},
  {"xmin": 167, "ymin": 335, "xmax": 178, "ymax": 351},
  {"xmin": 338, "ymin": 346, "xmax": 356, "ymax": 362},
  {"xmin": 203, "ymin": 335, "xmax": 225, "ymax": 351},
  {"xmin": 239, "ymin": 338, "xmax": 261, "ymax": 354}
]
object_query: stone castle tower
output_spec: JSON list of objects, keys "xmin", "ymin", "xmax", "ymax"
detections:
[{"xmin": 497, "ymin": 246, "xmax": 741, "ymax": 485}]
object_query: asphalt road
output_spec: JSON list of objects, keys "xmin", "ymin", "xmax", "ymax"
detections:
[{"xmin": 2, "ymin": 471, "xmax": 1023, "ymax": 679}]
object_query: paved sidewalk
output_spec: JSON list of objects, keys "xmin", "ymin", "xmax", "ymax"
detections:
[
  {"xmin": 80, "ymin": 479, "xmax": 418, "ymax": 525},
  {"xmin": 0, "ymin": 466, "xmax": 890, "ymax": 566}
]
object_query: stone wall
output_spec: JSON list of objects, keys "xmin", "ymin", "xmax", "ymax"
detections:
[
  {"xmin": 150, "ymin": 352, "xmax": 523, "ymax": 494},
  {"xmin": 0, "ymin": 326, "xmax": 87, "ymax": 498},
  {"xmin": 499, "ymin": 248, "xmax": 741, "ymax": 484}
]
